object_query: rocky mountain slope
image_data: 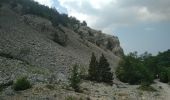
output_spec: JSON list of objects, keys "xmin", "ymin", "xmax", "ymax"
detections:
[
  {"xmin": 0, "ymin": 2, "xmax": 122, "ymax": 86},
  {"xmin": 1, "ymin": 1, "xmax": 170, "ymax": 100}
]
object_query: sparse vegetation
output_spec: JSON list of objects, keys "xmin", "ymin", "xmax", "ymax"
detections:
[
  {"xmin": 70, "ymin": 64, "xmax": 81, "ymax": 92},
  {"xmin": 18, "ymin": 48, "xmax": 30, "ymax": 58},
  {"xmin": 65, "ymin": 96, "xmax": 77, "ymax": 100},
  {"xmin": 138, "ymin": 83, "xmax": 157, "ymax": 91},
  {"xmin": 65, "ymin": 96, "xmax": 90, "ymax": 100},
  {"xmin": 45, "ymin": 84, "xmax": 55, "ymax": 90},
  {"xmin": 13, "ymin": 77, "xmax": 31, "ymax": 91},
  {"xmin": 0, "ymin": 51, "xmax": 29, "ymax": 64}
]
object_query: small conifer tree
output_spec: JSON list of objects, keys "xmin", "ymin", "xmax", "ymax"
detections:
[
  {"xmin": 98, "ymin": 54, "xmax": 113, "ymax": 84},
  {"xmin": 88, "ymin": 52, "xmax": 98, "ymax": 81},
  {"xmin": 70, "ymin": 64, "xmax": 81, "ymax": 92}
]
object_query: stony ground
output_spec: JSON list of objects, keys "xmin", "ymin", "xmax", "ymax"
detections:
[{"xmin": 0, "ymin": 79, "xmax": 170, "ymax": 100}]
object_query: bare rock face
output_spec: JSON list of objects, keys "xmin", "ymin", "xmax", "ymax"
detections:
[{"xmin": 75, "ymin": 25, "xmax": 124, "ymax": 56}]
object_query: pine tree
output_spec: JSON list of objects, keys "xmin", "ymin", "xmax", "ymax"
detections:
[
  {"xmin": 88, "ymin": 52, "xmax": 98, "ymax": 81},
  {"xmin": 70, "ymin": 64, "xmax": 81, "ymax": 92},
  {"xmin": 98, "ymin": 54, "xmax": 113, "ymax": 84}
]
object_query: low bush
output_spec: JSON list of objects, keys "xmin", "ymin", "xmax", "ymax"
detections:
[
  {"xmin": 65, "ymin": 96, "xmax": 77, "ymax": 100},
  {"xmin": 13, "ymin": 77, "xmax": 31, "ymax": 91},
  {"xmin": 138, "ymin": 83, "xmax": 157, "ymax": 92},
  {"xmin": 45, "ymin": 84, "xmax": 55, "ymax": 90},
  {"xmin": 159, "ymin": 71, "xmax": 168, "ymax": 83}
]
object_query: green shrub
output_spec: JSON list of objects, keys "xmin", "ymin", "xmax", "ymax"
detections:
[
  {"xmin": 159, "ymin": 71, "xmax": 169, "ymax": 83},
  {"xmin": 13, "ymin": 77, "xmax": 31, "ymax": 91},
  {"xmin": 45, "ymin": 84, "xmax": 55, "ymax": 90},
  {"xmin": 138, "ymin": 83, "xmax": 157, "ymax": 91}
]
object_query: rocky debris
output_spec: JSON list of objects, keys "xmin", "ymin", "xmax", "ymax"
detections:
[
  {"xmin": 21, "ymin": 15, "xmax": 68, "ymax": 46},
  {"xmin": 3, "ymin": 87, "xmax": 15, "ymax": 96},
  {"xmin": 21, "ymin": 15, "xmax": 53, "ymax": 31}
]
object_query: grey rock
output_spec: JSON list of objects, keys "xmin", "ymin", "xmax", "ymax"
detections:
[{"xmin": 4, "ymin": 87, "xmax": 15, "ymax": 96}]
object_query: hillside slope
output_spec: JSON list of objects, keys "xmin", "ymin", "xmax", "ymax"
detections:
[{"xmin": 0, "ymin": 2, "xmax": 123, "ymax": 84}]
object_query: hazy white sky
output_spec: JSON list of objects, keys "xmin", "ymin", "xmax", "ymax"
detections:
[{"xmin": 34, "ymin": 0, "xmax": 170, "ymax": 55}]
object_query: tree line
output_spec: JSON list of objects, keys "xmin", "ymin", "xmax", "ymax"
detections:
[
  {"xmin": 116, "ymin": 49, "xmax": 170, "ymax": 85},
  {"xmin": 0, "ymin": 0, "xmax": 86, "ymax": 27}
]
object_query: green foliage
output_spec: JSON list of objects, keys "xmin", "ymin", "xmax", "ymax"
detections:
[
  {"xmin": 156, "ymin": 50, "xmax": 170, "ymax": 68},
  {"xmin": 138, "ymin": 83, "xmax": 157, "ymax": 91},
  {"xmin": 155, "ymin": 50, "xmax": 170, "ymax": 83},
  {"xmin": 65, "ymin": 96, "xmax": 77, "ymax": 100},
  {"xmin": 46, "ymin": 84, "xmax": 55, "ymax": 90},
  {"xmin": 79, "ymin": 65, "xmax": 88, "ymax": 80},
  {"xmin": 160, "ymin": 71, "xmax": 168, "ymax": 83},
  {"xmin": 116, "ymin": 52, "xmax": 154, "ymax": 85},
  {"xmin": 88, "ymin": 53, "xmax": 113, "ymax": 84},
  {"xmin": 159, "ymin": 68, "xmax": 170, "ymax": 83},
  {"xmin": 13, "ymin": 77, "xmax": 31, "ymax": 91},
  {"xmin": 88, "ymin": 53, "xmax": 98, "ymax": 81},
  {"xmin": 1, "ymin": 0, "xmax": 84, "ymax": 27},
  {"xmin": 70, "ymin": 64, "xmax": 81, "ymax": 92},
  {"xmin": 97, "ymin": 54, "xmax": 113, "ymax": 84},
  {"xmin": 116, "ymin": 50, "xmax": 170, "ymax": 85}
]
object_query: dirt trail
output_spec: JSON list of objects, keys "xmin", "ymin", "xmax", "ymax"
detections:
[{"xmin": 155, "ymin": 80, "xmax": 170, "ymax": 100}]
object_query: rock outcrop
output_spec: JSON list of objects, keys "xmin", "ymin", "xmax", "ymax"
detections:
[{"xmin": 73, "ymin": 25, "xmax": 124, "ymax": 56}]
